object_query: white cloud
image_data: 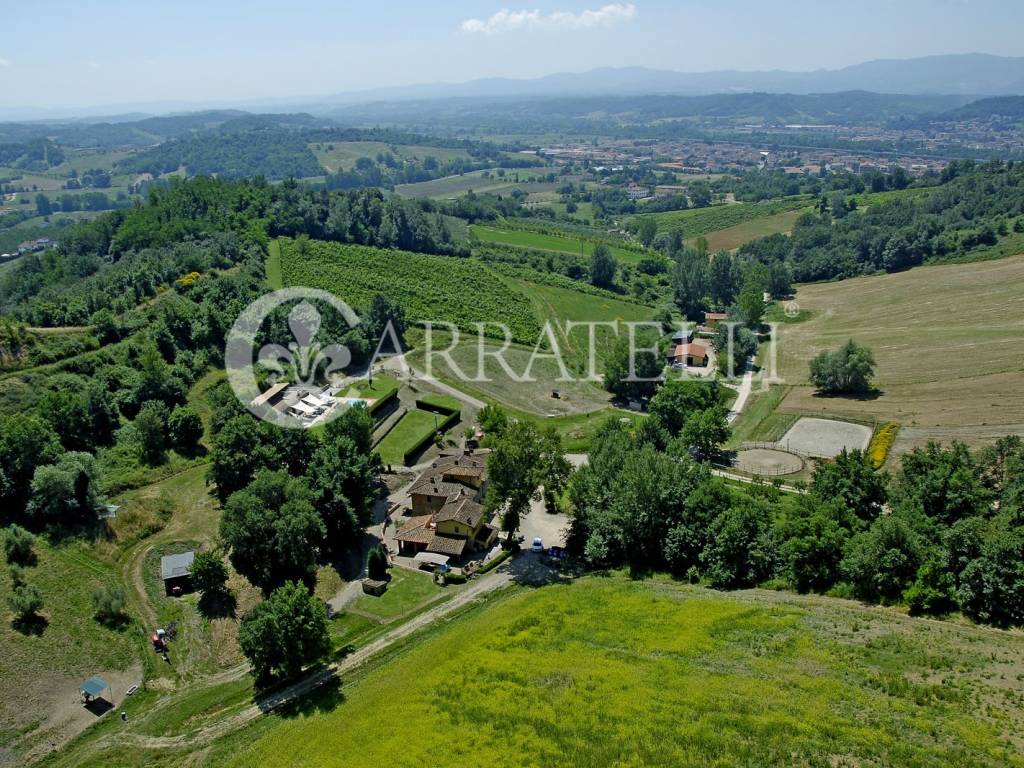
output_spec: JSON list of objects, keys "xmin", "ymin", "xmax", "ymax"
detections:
[
  {"xmin": 461, "ymin": 3, "xmax": 637, "ymax": 35},
  {"xmin": 0, "ymin": 57, "xmax": 10, "ymax": 67}
]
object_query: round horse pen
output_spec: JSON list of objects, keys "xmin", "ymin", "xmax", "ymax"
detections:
[{"xmin": 732, "ymin": 447, "xmax": 805, "ymax": 477}]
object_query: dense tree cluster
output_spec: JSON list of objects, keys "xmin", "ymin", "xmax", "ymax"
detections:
[
  {"xmin": 118, "ymin": 129, "xmax": 324, "ymax": 180},
  {"xmin": 211, "ymin": 400, "xmax": 379, "ymax": 593},
  {"xmin": 739, "ymin": 160, "xmax": 1024, "ymax": 282},
  {"xmin": 1, "ymin": 178, "xmax": 460, "ymax": 325},
  {"xmin": 0, "ymin": 138, "xmax": 65, "ymax": 170},
  {"xmin": 567, "ymin": 408, "xmax": 1024, "ymax": 627},
  {"xmin": 325, "ymin": 150, "xmax": 537, "ymax": 191}
]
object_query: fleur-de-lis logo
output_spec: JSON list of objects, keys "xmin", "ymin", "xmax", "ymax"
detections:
[
  {"xmin": 256, "ymin": 301, "xmax": 351, "ymax": 389},
  {"xmin": 225, "ymin": 288, "xmax": 361, "ymax": 428}
]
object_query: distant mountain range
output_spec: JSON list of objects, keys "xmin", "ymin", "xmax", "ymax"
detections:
[
  {"xmin": 325, "ymin": 54, "xmax": 1024, "ymax": 105},
  {"xmin": 1, "ymin": 53, "xmax": 1022, "ymax": 123}
]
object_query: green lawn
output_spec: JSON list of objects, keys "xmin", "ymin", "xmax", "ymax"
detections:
[
  {"xmin": 349, "ymin": 568, "xmax": 448, "ymax": 621},
  {"xmin": 416, "ymin": 392, "xmax": 461, "ymax": 413},
  {"xmin": 393, "ymin": 167, "xmax": 552, "ymax": 199},
  {"xmin": 344, "ymin": 374, "xmax": 400, "ymax": 406},
  {"xmin": 375, "ymin": 408, "xmax": 449, "ymax": 466},
  {"xmin": 264, "ymin": 239, "xmax": 283, "ymax": 289},
  {"xmin": 219, "ymin": 577, "xmax": 1024, "ymax": 768},
  {"xmin": 726, "ymin": 384, "xmax": 798, "ymax": 447}
]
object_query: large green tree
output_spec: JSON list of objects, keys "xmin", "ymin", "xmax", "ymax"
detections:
[
  {"xmin": 811, "ymin": 449, "xmax": 887, "ymax": 522},
  {"xmin": 603, "ymin": 329, "xmax": 662, "ymax": 402},
  {"xmin": 219, "ymin": 470, "xmax": 326, "ymax": 594},
  {"xmin": 238, "ymin": 581, "xmax": 330, "ymax": 682},
  {"xmin": 589, "ymin": 242, "xmax": 617, "ymax": 288},
  {"xmin": 28, "ymin": 452, "xmax": 99, "ymax": 525},
  {"xmin": 809, "ymin": 339, "xmax": 876, "ymax": 395}
]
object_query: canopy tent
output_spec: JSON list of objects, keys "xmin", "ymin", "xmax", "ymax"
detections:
[
  {"xmin": 303, "ymin": 392, "xmax": 333, "ymax": 408},
  {"xmin": 413, "ymin": 552, "xmax": 450, "ymax": 567},
  {"xmin": 289, "ymin": 401, "xmax": 318, "ymax": 417},
  {"xmin": 80, "ymin": 676, "xmax": 110, "ymax": 703}
]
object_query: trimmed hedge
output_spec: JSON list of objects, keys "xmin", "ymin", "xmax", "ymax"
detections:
[
  {"xmin": 400, "ymin": 404, "xmax": 460, "ymax": 464},
  {"xmin": 477, "ymin": 548, "xmax": 513, "ymax": 574},
  {"xmin": 415, "ymin": 393, "xmax": 461, "ymax": 416}
]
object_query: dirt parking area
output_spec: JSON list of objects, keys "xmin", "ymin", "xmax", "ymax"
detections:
[{"xmin": 778, "ymin": 417, "xmax": 871, "ymax": 458}]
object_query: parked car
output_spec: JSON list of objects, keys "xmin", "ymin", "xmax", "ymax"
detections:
[{"xmin": 531, "ymin": 537, "xmax": 544, "ymax": 553}]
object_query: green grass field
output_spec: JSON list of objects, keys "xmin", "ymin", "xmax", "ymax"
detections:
[
  {"xmin": 308, "ymin": 141, "xmax": 476, "ymax": 173},
  {"xmin": 216, "ymin": 577, "xmax": 1024, "ymax": 768},
  {"xmin": 349, "ymin": 568, "xmax": 448, "ymax": 621},
  {"xmin": 264, "ymin": 239, "xmax": 283, "ymax": 289},
  {"xmin": 700, "ymin": 208, "xmax": 807, "ymax": 251},
  {"xmin": 469, "ymin": 224, "xmax": 649, "ymax": 264},
  {"xmin": 375, "ymin": 407, "xmax": 450, "ymax": 466},
  {"xmin": 394, "ymin": 167, "xmax": 553, "ymax": 199},
  {"xmin": 0, "ymin": 539, "xmax": 140, "ymax": 760},
  {"xmin": 633, "ymin": 197, "xmax": 810, "ymax": 237}
]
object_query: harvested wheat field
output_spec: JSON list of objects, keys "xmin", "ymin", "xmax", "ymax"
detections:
[{"xmin": 775, "ymin": 255, "xmax": 1024, "ymax": 458}]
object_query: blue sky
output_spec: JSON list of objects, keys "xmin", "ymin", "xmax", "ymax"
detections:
[{"xmin": 1, "ymin": 0, "xmax": 1022, "ymax": 111}]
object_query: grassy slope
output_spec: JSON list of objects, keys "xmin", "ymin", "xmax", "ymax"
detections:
[
  {"xmin": 634, "ymin": 197, "xmax": 809, "ymax": 236},
  {"xmin": 264, "ymin": 239, "xmax": 283, "ymax": 290},
  {"xmin": 469, "ymin": 224, "xmax": 648, "ymax": 264},
  {"xmin": 0, "ymin": 540, "xmax": 139, "ymax": 755},
  {"xmin": 700, "ymin": 208, "xmax": 806, "ymax": 251},
  {"xmin": 277, "ymin": 237, "xmax": 541, "ymax": 343},
  {"xmin": 393, "ymin": 167, "xmax": 552, "ymax": 199},
  {"xmin": 218, "ymin": 577, "xmax": 1024, "ymax": 768},
  {"xmin": 308, "ymin": 142, "xmax": 473, "ymax": 173},
  {"xmin": 775, "ymin": 254, "xmax": 1024, "ymax": 456}
]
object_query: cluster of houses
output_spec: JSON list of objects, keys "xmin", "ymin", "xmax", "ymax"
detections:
[
  {"xmin": 1, "ymin": 237, "xmax": 52, "ymax": 262},
  {"xmin": 394, "ymin": 450, "xmax": 498, "ymax": 564}
]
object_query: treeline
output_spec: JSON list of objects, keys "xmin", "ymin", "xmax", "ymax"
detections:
[
  {"xmin": 35, "ymin": 190, "xmax": 128, "ymax": 216},
  {"xmin": 117, "ymin": 129, "xmax": 324, "ymax": 180},
  {"xmin": 116, "ymin": 123, "xmax": 538, "ymax": 183},
  {"xmin": 324, "ymin": 150, "xmax": 538, "ymax": 191},
  {"xmin": 0, "ymin": 251, "xmax": 266, "ymax": 525},
  {"xmin": 739, "ymin": 160, "xmax": 1024, "ymax": 282},
  {"xmin": 1, "ymin": 177, "xmax": 460, "ymax": 324},
  {"xmin": 0, "ymin": 138, "xmax": 65, "ymax": 170},
  {"xmin": 714, "ymin": 166, "xmax": 923, "ymax": 203},
  {"xmin": 567, "ymin": 383, "xmax": 1024, "ymax": 628}
]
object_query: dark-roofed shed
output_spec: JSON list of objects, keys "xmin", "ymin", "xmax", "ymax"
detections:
[{"xmin": 160, "ymin": 551, "xmax": 195, "ymax": 596}]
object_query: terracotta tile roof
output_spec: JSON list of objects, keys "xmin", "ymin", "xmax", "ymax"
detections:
[
  {"xmin": 394, "ymin": 515, "xmax": 469, "ymax": 557},
  {"xmin": 408, "ymin": 478, "xmax": 473, "ymax": 499},
  {"xmin": 394, "ymin": 515, "xmax": 434, "ymax": 544},
  {"xmin": 432, "ymin": 452, "xmax": 488, "ymax": 470},
  {"xmin": 672, "ymin": 342, "xmax": 710, "ymax": 359},
  {"xmin": 441, "ymin": 464, "xmax": 486, "ymax": 479},
  {"xmin": 426, "ymin": 535, "xmax": 467, "ymax": 557},
  {"xmin": 435, "ymin": 497, "xmax": 485, "ymax": 527},
  {"xmin": 408, "ymin": 450, "xmax": 489, "ymax": 499}
]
